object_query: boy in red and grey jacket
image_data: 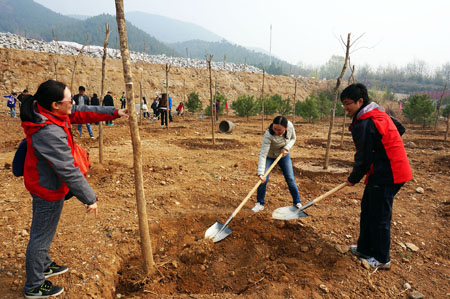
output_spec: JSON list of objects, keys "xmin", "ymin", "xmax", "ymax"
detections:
[{"xmin": 342, "ymin": 83, "xmax": 412, "ymax": 270}]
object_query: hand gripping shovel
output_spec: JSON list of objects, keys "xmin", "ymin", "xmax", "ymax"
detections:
[
  {"xmin": 272, "ymin": 182, "xmax": 346, "ymax": 220},
  {"xmin": 205, "ymin": 153, "xmax": 284, "ymax": 243}
]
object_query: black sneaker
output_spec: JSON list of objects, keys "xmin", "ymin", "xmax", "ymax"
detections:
[
  {"xmin": 43, "ymin": 262, "xmax": 68, "ymax": 279},
  {"xmin": 24, "ymin": 280, "xmax": 64, "ymax": 298}
]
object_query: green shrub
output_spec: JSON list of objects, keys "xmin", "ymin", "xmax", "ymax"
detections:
[
  {"xmin": 185, "ymin": 92, "xmax": 202, "ymax": 113},
  {"xmin": 295, "ymin": 94, "xmax": 320, "ymax": 122},
  {"xmin": 231, "ymin": 95, "xmax": 259, "ymax": 120},
  {"xmin": 403, "ymin": 94, "xmax": 435, "ymax": 127}
]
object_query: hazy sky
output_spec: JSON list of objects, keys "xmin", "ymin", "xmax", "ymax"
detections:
[{"xmin": 34, "ymin": 0, "xmax": 450, "ymax": 70}]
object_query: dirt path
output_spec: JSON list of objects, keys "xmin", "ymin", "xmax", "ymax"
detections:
[{"xmin": 0, "ymin": 112, "xmax": 449, "ymax": 298}]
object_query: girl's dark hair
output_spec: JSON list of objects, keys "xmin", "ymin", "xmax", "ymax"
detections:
[
  {"xmin": 93, "ymin": 93, "xmax": 98, "ymax": 98},
  {"xmin": 20, "ymin": 80, "xmax": 66, "ymax": 122},
  {"xmin": 268, "ymin": 115, "xmax": 288, "ymax": 137}
]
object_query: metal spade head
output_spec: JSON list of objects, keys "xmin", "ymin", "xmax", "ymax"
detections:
[
  {"xmin": 204, "ymin": 222, "xmax": 233, "ymax": 242},
  {"xmin": 272, "ymin": 206, "xmax": 308, "ymax": 220}
]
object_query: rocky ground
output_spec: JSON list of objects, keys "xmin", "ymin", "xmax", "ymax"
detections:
[{"xmin": 0, "ymin": 107, "xmax": 449, "ymax": 298}]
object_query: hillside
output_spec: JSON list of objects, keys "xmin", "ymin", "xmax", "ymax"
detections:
[
  {"xmin": 126, "ymin": 11, "xmax": 222, "ymax": 43},
  {"xmin": 0, "ymin": 0, "xmax": 175, "ymax": 56}
]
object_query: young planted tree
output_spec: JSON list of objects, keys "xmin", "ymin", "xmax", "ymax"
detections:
[
  {"xmin": 231, "ymin": 95, "xmax": 258, "ymax": 120},
  {"xmin": 443, "ymin": 104, "xmax": 450, "ymax": 141},
  {"xmin": 261, "ymin": 69, "xmax": 265, "ymax": 132},
  {"xmin": 295, "ymin": 94, "xmax": 320, "ymax": 122},
  {"xmin": 99, "ymin": 23, "xmax": 110, "ymax": 164},
  {"xmin": 403, "ymin": 94, "xmax": 435, "ymax": 128},
  {"xmin": 340, "ymin": 62, "xmax": 356, "ymax": 147},
  {"xmin": 186, "ymin": 92, "xmax": 202, "ymax": 113},
  {"xmin": 206, "ymin": 54, "xmax": 215, "ymax": 145},
  {"xmin": 115, "ymin": 0, "xmax": 155, "ymax": 275},
  {"xmin": 292, "ymin": 79, "xmax": 297, "ymax": 124},
  {"xmin": 324, "ymin": 33, "xmax": 352, "ymax": 170},
  {"xmin": 51, "ymin": 28, "xmax": 60, "ymax": 80},
  {"xmin": 70, "ymin": 43, "xmax": 85, "ymax": 94},
  {"xmin": 434, "ymin": 82, "xmax": 448, "ymax": 132}
]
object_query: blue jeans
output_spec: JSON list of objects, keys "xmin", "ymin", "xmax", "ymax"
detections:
[
  {"xmin": 24, "ymin": 195, "xmax": 64, "ymax": 291},
  {"xmin": 357, "ymin": 183, "xmax": 403, "ymax": 263},
  {"xmin": 256, "ymin": 154, "xmax": 301, "ymax": 205},
  {"xmin": 77, "ymin": 123, "xmax": 93, "ymax": 137},
  {"xmin": 10, "ymin": 106, "xmax": 16, "ymax": 118}
]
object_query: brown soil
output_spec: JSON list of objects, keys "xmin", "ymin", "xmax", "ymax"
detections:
[{"xmin": 0, "ymin": 112, "xmax": 449, "ymax": 298}]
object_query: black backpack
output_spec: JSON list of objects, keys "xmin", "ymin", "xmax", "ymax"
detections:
[{"xmin": 12, "ymin": 139, "xmax": 27, "ymax": 177}]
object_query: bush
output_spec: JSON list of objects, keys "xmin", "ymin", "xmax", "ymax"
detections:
[
  {"xmin": 442, "ymin": 105, "xmax": 450, "ymax": 118},
  {"xmin": 257, "ymin": 94, "xmax": 292, "ymax": 116},
  {"xmin": 295, "ymin": 94, "xmax": 320, "ymax": 122},
  {"xmin": 316, "ymin": 91, "xmax": 333, "ymax": 118},
  {"xmin": 185, "ymin": 92, "xmax": 202, "ymax": 113},
  {"xmin": 231, "ymin": 95, "xmax": 259, "ymax": 120},
  {"xmin": 403, "ymin": 94, "xmax": 435, "ymax": 127}
]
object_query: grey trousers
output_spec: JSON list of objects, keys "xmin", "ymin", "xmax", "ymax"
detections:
[{"xmin": 24, "ymin": 195, "xmax": 64, "ymax": 291}]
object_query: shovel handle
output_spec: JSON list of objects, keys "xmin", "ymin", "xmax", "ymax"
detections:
[
  {"xmin": 299, "ymin": 182, "xmax": 346, "ymax": 211},
  {"xmin": 227, "ymin": 153, "xmax": 283, "ymax": 220}
]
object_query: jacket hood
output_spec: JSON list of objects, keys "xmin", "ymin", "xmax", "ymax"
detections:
[{"xmin": 22, "ymin": 102, "xmax": 69, "ymax": 136}]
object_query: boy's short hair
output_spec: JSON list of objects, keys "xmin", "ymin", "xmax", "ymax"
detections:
[
  {"xmin": 78, "ymin": 86, "xmax": 86, "ymax": 92},
  {"xmin": 340, "ymin": 83, "xmax": 370, "ymax": 105}
]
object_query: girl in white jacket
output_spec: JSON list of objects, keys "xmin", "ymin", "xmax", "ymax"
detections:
[{"xmin": 252, "ymin": 115, "xmax": 302, "ymax": 212}]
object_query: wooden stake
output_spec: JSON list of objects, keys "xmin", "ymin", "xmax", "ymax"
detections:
[
  {"xmin": 115, "ymin": 0, "xmax": 155, "ymax": 275},
  {"xmin": 99, "ymin": 23, "xmax": 110, "ymax": 164},
  {"xmin": 293, "ymin": 79, "xmax": 297, "ymax": 124},
  {"xmin": 206, "ymin": 54, "xmax": 215, "ymax": 145},
  {"xmin": 261, "ymin": 69, "xmax": 265, "ymax": 132}
]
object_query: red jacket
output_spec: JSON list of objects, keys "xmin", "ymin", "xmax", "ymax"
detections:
[
  {"xmin": 22, "ymin": 103, "xmax": 118, "ymax": 203},
  {"xmin": 348, "ymin": 103, "xmax": 412, "ymax": 185}
]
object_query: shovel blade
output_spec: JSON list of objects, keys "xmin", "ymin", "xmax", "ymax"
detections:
[
  {"xmin": 272, "ymin": 206, "xmax": 308, "ymax": 220},
  {"xmin": 204, "ymin": 222, "xmax": 233, "ymax": 242}
]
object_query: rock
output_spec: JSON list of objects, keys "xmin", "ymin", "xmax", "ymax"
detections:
[
  {"xmin": 172, "ymin": 260, "xmax": 178, "ymax": 269},
  {"xmin": 408, "ymin": 290, "xmax": 424, "ymax": 299},
  {"xmin": 405, "ymin": 243, "xmax": 419, "ymax": 252},
  {"xmin": 200, "ymin": 265, "xmax": 206, "ymax": 271},
  {"xmin": 335, "ymin": 244, "xmax": 349, "ymax": 254},
  {"xmin": 415, "ymin": 187, "xmax": 424, "ymax": 194},
  {"xmin": 300, "ymin": 245, "xmax": 309, "ymax": 252},
  {"xmin": 4, "ymin": 162, "xmax": 11, "ymax": 169},
  {"xmin": 403, "ymin": 282, "xmax": 411, "ymax": 290},
  {"xmin": 315, "ymin": 248, "xmax": 323, "ymax": 256},
  {"xmin": 319, "ymin": 284, "xmax": 329, "ymax": 293},
  {"xmin": 361, "ymin": 259, "xmax": 370, "ymax": 269},
  {"xmin": 280, "ymin": 275, "xmax": 289, "ymax": 282},
  {"xmin": 405, "ymin": 231, "xmax": 411, "ymax": 236},
  {"xmin": 19, "ymin": 229, "xmax": 29, "ymax": 237},
  {"xmin": 160, "ymin": 181, "xmax": 166, "ymax": 185}
]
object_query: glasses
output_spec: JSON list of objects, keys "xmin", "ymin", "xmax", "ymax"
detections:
[{"xmin": 58, "ymin": 99, "xmax": 75, "ymax": 104}]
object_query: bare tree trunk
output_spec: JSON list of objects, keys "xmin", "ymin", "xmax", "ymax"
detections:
[
  {"xmin": 99, "ymin": 23, "xmax": 110, "ymax": 164},
  {"xmin": 165, "ymin": 63, "xmax": 171, "ymax": 129},
  {"xmin": 445, "ymin": 115, "xmax": 450, "ymax": 141},
  {"xmin": 139, "ymin": 69, "xmax": 143, "ymax": 126},
  {"xmin": 206, "ymin": 54, "xmax": 215, "ymax": 145},
  {"xmin": 434, "ymin": 82, "xmax": 448, "ymax": 132},
  {"xmin": 51, "ymin": 29, "xmax": 59, "ymax": 80},
  {"xmin": 261, "ymin": 69, "xmax": 265, "ymax": 132},
  {"xmin": 293, "ymin": 79, "xmax": 297, "ymax": 124},
  {"xmin": 115, "ymin": 0, "xmax": 155, "ymax": 275},
  {"xmin": 340, "ymin": 64, "xmax": 355, "ymax": 148},
  {"xmin": 324, "ymin": 33, "xmax": 351, "ymax": 169},
  {"xmin": 70, "ymin": 45, "xmax": 85, "ymax": 94}
]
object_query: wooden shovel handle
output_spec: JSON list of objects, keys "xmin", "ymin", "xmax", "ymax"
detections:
[
  {"xmin": 304, "ymin": 182, "xmax": 346, "ymax": 209},
  {"xmin": 230, "ymin": 153, "xmax": 283, "ymax": 218}
]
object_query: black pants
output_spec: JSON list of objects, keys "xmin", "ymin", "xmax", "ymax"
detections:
[
  {"xmin": 160, "ymin": 109, "xmax": 168, "ymax": 126},
  {"xmin": 357, "ymin": 183, "xmax": 403, "ymax": 263}
]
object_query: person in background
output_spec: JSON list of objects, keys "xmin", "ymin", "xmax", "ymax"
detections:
[
  {"xmin": 252, "ymin": 115, "xmax": 302, "ymax": 212},
  {"xmin": 120, "ymin": 92, "xmax": 126, "ymax": 109},
  {"xmin": 20, "ymin": 79, "xmax": 128, "ymax": 298},
  {"xmin": 5, "ymin": 92, "xmax": 18, "ymax": 118},
  {"xmin": 90, "ymin": 93, "xmax": 100, "ymax": 124},
  {"xmin": 176, "ymin": 102, "xmax": 184, "ymax": 116},
  {"xmin": 73, "ymin": 86, "xmax": 94, "ymax": 139},
  {"xmin": 18, "ymin": 89, "xmax": 30, "ymax": 108},
  {"xmin": 225, "ymin": 100, "xmax": 229, "ymax": 116},
  {"xmin": 159, "ymin": 93, "xmax": 168, "ymax": 128},
  {"xmin": 215, "ymin": 99, "xmax": 220, "ymax": 121},
  {"xmin": 102, "ymin": 91, "xmax": 115, "ymax": 126},
  {"xmin": 342, "ymin": 83, "xmax": 412, "ymax": 270},
  {"xmin": 151, "ymin": 96, "xmax": 159, "ymax": 119},
  {"xmin": 168, "ymin": 96, "xmax": 173, "ymax": 123},
  {"xmin": 142, "ymin": 97, "xmax": 150, "ymax": 119}
]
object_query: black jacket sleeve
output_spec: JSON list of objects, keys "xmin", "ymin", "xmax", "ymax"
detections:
[{"xmin": 348, "ymin": 118, "xmax": 377, "ymax": 184}]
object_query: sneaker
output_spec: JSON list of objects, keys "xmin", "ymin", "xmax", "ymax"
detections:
[
  {"xmin": 361, "ymin": 257, "xmax": 391, "ymax": 270},
  {"xmin": 90, "ymin": 136, "xmax": 95, "ymax": 139},
  {"xmin": 251, "ymin": 202, "xmax": 264, "ymax": 213},
  {"xmin": 24, "ymin": 280, "xmax": 64, "ymax": 298},
  {"xmin": 295, "ymin": 203, "xmax": 302, "ymax": 209},
  {"xmin": 349, "ymin": 245, "xmax": 370, "ymax": 259},
  {"xmin": 43, "ymin": 262, "xmax": 68, "ymax": 279}
]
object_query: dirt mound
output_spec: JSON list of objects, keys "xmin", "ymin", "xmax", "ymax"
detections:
[{"xmin": 175, "ymin": 137, "xmax": 244, "ymax": 150}]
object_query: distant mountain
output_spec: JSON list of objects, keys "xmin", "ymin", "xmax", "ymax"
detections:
[
  {"xmin": 0, "ymin": 0, "xmax": 176, "ymax": 56},
  {"xmin": 126, "ymin": 11, "xmax": 222, "ymax": 43},
  {"xmin": 67, "ymin": 14, "xmax": 91, "ymax": 21}
]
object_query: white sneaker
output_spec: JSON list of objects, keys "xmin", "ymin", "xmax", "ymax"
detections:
[
  {"xmin": 251, "ymin": 203, "xmax": 264, "ymax": 212},
  {"xmin": 361, "ymin": 257, "xmax": 391, "ymax": 270},
  {"xmin": 350, "ymin": 245, "xmax": 370, "ymax": 259},
  {"xmin": 295, "ymin": 203, "xmax": 302, "ymax": 209}
]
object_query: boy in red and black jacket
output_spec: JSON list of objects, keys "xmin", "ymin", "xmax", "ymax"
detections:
[{"xmin": 342, "ymin": 83, "xmax": 412, "ymax": 270}]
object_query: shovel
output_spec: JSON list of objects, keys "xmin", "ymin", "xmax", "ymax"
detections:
[
  {"xmin": 272, "ymin": 182, "xmax": 346, "ymax": 220},
  {"xmin": 205, "ymin": 153, "xmax": 284, "ymax": 242}
]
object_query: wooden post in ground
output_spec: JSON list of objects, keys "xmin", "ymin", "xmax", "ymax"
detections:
[
  {"xmin": 139, "ymin": 68, "xmax": 143, "ymax": 126},
  {"xmin": 70, "ymin": 44, "xmax": 85, "ymax": 95},
  {"xmin": 434, "ymin": 82, "xmax": 448, "ymax": 132},
  {"xmin": 206, "ymin": 54, "xmax": 215, "ymax": 145},
  {"xmin": 115, "ymin": 0, "xmax": 155, "ymax": 275},
  {"xmin": 261, "ymin": 68, "xmax": 265, "ymax": 132},
  {"xmin": 324, "ymin": 33, "xmax": 351, "ymax": 169},
  {"xmin": 340, "ymin": 63, "xmax": 355, "ymax": 148},
  {"xmin": 99, "ymin": 23, "xmax": 110, "ymax": 164},
  {"xmin": 293, "ymin": 79, "xmax": 297, "ymax": 124}
]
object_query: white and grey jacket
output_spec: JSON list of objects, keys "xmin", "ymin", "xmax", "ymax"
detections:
[{"xmin": 257, "ymin": 121, "xmax": 296, "ymax": 175}]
